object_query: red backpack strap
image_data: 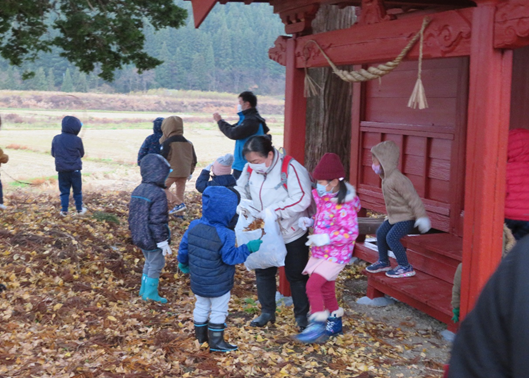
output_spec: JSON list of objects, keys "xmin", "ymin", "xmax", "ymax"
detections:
[
  {"xmin": 280, "ymin": 155, "xmax": 293, "ymax": 191},
  {"xmin": 247, "ymin": 166, "xmax": 253, "ymax": 175}
]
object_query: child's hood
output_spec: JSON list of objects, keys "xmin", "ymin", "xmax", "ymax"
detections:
[
  {"xmin": 160, "ymin": 116, "xmax": 184, "ymax": 143},
  {"xmin": 371, "ymin": 140, "xmax": 399, "ymax": 178},
  {"xmin": 140, "ymin": 154, "xmax": 171, "ymax": 187},
  {"xmin": 153, "ymin": 117, "xmax": 164, "ymax": 135},
  {"xmin": 61, "ymin": 116, "xmax": 82, "ymax": 135},
  {"xmin": 202, "ymin": 186, "xmax": 239, "ymax": 227}
]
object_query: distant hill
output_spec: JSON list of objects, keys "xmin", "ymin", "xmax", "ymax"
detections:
[{"xmin": 0, "ymin": 1, "xmax": 286, "ymax": 96}]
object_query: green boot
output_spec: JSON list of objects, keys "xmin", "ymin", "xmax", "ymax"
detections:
[
  {"xmin": 142, "ymin": 277, "xmax": 167, "ymax": 304},
  {"xmin": 139, "ymin": 274, "xmax": 147, "ymax": 297}
]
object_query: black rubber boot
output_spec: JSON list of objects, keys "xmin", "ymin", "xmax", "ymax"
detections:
[
  {"xmin": 194, "ymin": 321, "xmax": 208, "ymax": 344},
  {"xmin": 295, "ymin": 315, "xmax": 309, "ymax": 331},
  {"xmin": 250, "ymin": 312, "xmax": 276, "ymax": 327},
  {"xmin": 208, "ymin": 323, "xmax": 238, "ymax": 353}
]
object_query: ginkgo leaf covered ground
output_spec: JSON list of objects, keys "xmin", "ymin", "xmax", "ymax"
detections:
[{"xmin": 0, "ymin": 191, "xmax": 449, "ymax": 378}]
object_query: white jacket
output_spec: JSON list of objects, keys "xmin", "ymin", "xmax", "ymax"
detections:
[{"xmin": 235, "ymin": 149, "xmax": 313, "ymax": 244}]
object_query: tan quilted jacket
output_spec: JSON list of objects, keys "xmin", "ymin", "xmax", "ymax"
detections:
[{"xmin": 371, "ymin": 140, "xmax": 427, "ymax": 224}]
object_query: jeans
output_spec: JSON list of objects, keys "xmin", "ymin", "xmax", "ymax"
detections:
[
  {"xmin": 141, "ymin": 249, "xmax": 166, "ymax": 279},
  {"xmin": 232, "ymin": 169, "xmax": 242, "ymax": 180},
  {"xmin": 255, "ymin": 232, "xmax": 310, "ymax": 319},
  {"xmin": 376, "ymin": 219, "xmax": 415, "ymax": 267},
  {"xmin": 58, "ymin": 171, "xmax": 83, "ymax": 212},
  {"xmin": 505, "ymin": 218, "xmax": 529, "ymax": 241},
  {"xmin": 0, "ymin": 177, "xmax": 3, "ymax": 204},
  {"xmin": 194, "ymin": 291, "xmax": 231, "ymax": 324}
]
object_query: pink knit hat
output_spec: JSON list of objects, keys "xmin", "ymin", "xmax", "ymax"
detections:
[{"xmin": 212, "ymin": 153, "xmax": 234, "ymax": 176}]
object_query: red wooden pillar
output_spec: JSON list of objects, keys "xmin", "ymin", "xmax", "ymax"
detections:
[
  {"xmin": 279, "ymin": 37, "xmax": 307, "ymax": 297},
  {"xmin": 460, "ymin": 0, "xmax": 512, "ymax": 319}
]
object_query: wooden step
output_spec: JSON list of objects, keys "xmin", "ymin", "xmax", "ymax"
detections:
[
  {"xmin": 354, "ymin": 233, "xmax": 462, "ymax": 285},
  {"xmin": 365, "ymin": 269, "xmax": 458, "ymax": 332}
]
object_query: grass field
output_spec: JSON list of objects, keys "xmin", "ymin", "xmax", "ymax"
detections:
[{"xmin": 0, "ymin": 97, "xmax": 284, "ymax": 198}]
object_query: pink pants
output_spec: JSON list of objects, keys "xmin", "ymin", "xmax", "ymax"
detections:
[{"xmin": 306, "ymin": 273, "xmax": 339, "ymax": 314}]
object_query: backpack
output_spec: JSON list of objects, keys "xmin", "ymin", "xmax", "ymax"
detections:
[{"xmin": 247, "ymin": 154, "xmax": 317, "ymax": 216}]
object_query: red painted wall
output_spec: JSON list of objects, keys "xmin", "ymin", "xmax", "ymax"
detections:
[{"xmin": 510, "ymin": 46, "xmax": 529, "ymax": 131}]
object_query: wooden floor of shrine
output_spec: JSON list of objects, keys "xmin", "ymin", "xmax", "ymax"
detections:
[{"xmin": 354, "ymin": 232, "xmax": 462, "ymax": 332}]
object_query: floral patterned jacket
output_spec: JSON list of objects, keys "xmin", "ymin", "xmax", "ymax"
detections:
[{"xmin": 310, "ymin": 182, "xmax": 361, "ymax": 264}]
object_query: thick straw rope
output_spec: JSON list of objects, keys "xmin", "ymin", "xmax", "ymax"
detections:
[{"xmin": 303, "ymin": 17, "xmax": 431, "ymax": 97}]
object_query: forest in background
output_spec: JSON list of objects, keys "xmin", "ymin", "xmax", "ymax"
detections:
[{"xmin": 0, "ymin": 1, "xmax": 286, "ymax": 96}]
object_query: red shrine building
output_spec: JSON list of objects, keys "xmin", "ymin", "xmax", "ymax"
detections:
[{"xmin": 187, "ymin": 0, "xmax": 529, "ymax": 331}]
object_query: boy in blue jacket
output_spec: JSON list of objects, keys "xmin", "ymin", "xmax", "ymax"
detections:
[
  {"xmin": 129, "ymin": 154, "xmax": 173, "ymax": 304},
  {"xmin": 137, "ymin": 117, "xmax": 164, "ymax": 165},
  {"xmin": 195, "ymin": 153, "xmax": 236, "ymax": 194},
  {"xmin": 51, "ymin": 116, "xmax": 86, "ymax": 216},
  {"xmin": 178, "ymin": 186, "xmax": 262, "ymax": 352}
]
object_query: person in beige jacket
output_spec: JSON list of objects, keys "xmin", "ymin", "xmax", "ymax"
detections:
[
  {"xmin": 159, "ymin": 116, "xmax": 197, "ymax": 215},
  {"xmin": 0, "ymin": 147, "xmax": 8, "ymax": 210},
  {"xmin": 366, "ymin": 140, "xmax": 431, "ymax": 278}
]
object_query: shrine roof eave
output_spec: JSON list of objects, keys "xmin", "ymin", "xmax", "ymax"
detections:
[{"xmin": 184, "ymin": 0, "xmax": 476, "ymax": 28}]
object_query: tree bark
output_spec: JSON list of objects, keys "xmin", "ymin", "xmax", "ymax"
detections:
[{"xmin": 304, "ymin": 5, "xmax": 356, "ymax": 176}]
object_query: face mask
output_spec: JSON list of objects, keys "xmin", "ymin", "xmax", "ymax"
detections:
[
  {"xmin": 249, "ymin": 162, "xmax": 267, "ymax": 174},
  {"xmin": 316, "ymin": 183, "xmax": 333, "ymax": 196},
  {"xmin": 372, "ymin": 163, "xmax": 382, "ymax": 175},
  {"xmin": 237, "ymin": 104, "xmax": 243, "ymax": 113}
]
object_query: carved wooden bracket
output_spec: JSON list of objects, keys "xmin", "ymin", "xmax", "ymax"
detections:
[
  {"xmin": 357, "ymin": 0, "xmax": 394, "ymax": 26},
  {"xmin": 268, "ymin": 36, "xmax": 290, "ymax": 66},
  {"xmin": 423, "ymin": 10, "xmax": 472, "ymax": 56},
  {"xmin": 279, "ymin": 5, "xmax": 320, "ymax": 35},
  {"xmin": 495, "ymin": 0, "xmax": 529, "ymax": 49}
]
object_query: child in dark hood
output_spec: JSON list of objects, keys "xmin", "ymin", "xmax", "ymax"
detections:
[
  {"xmin": 129, "ymin": 154, "xmax": 173, "ymax": 304},
  {"xmin": 51, "ymin": 116, "xmax": 86, "ymax": 216},
  {"xmin": 178, "ymin": 186, "xmax": 263, "ymax": 352},
  {"xmin": 137, "ymin": 117, "xmax": 164, "ymax": 166},
  {"xmin": 366, "ymin": 140, "xmax": 431, "ymax": 278}
]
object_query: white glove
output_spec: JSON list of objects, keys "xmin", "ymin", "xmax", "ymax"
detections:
[
  {"xmin": 205, "ymin": 164, "xmax": 213, "ymax": 171},
  {"xmin": 414, "ymin": 217, "xmax": 431, "ymax": 234},
  {"xmin": 305, "ymin": 234, "xmax": 330, "ymax": 247},
  {"xmin": 157, "ymin": 240, "xmax": 172, "ymax": 256},
  {"xmin": 187, "ymin": 175, "xmax": 192, "ymax": 181},
  {"xmin": 298, "ymin": 217, "xmax": 314, "ymax": 231},
  {"xmin": 259, "ymin": 207, "xmax": 277, "ymax": 221}
]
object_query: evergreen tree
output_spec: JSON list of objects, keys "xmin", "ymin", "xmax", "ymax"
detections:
[
  {"xmin": 34, "ymin": 68, "xmax": 48, "ymax": 91},
  {"xmin": 47, "ymin": 68, "xmax": 56, "ymax": 91},
  {"xmin": 61, "ymin": 68, "xmax": 74, "ymax": 92}
]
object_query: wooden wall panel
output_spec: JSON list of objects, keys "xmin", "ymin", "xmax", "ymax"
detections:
[
  {"xmin": 510, "ymin": 46, "xmax": 529, "ymax": 131},
  {"xmin": 356, "ymin": 56, "xmax": 468, "ymax": 234}
]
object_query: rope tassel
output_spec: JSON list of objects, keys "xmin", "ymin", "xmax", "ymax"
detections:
[{"xmin": 407, "ymin": 17, "xmax": 429, "ymax": 110}]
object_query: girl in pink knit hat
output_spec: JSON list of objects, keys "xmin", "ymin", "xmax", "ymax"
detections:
[{"xmin": 295, "ymin": 153, "xmax": 361, "ymax": 344}]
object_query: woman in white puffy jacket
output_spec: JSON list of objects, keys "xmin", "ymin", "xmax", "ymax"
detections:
[{"xmin": 235, "ymin": 135, "xmax": 313, "ymax": 330}]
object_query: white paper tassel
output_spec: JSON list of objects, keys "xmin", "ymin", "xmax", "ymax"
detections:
[{"xmin": 408, "ymin": 78, "xmax": 428, "ymax": 109}]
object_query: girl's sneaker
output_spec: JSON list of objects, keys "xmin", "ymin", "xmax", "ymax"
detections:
[
  {"xmin": 0, "ymin": 204, "xmax": 6, "ymax": 210},
  {"xmin": 366, "ymin": 260, "xmax": 391, "ymax": 273},
  {"xmin": 169, "ymin": 203, "xmax": 186, "ymax": 215},
  {"xmin": 59, "ymin": 211, "xmax": 68, "ymax": 217},
  {"xmin": 386, "ymin": 265, "xmax": 416, "ymax": 278},
  {"xmin": 76, "ymin": 207, "xmax": 87, "ymax": 215}
]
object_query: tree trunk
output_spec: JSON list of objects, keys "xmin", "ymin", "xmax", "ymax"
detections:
[{"xmin": 304, "ymin": 5, "xmax": 357, "ymax": 176}]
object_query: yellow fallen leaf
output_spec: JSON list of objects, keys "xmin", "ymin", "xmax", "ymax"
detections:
[
  {"xmin": 107, "ymin": 316, "xmax": 117, "ymax": 321},
  {"xmin": 53, "ymin": 303, "xmax": 63, "ymax": 311}
]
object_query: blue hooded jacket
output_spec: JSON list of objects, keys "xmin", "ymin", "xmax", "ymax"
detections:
[
  {"xmin": 178, "ymin": 186, "xmax": 250, "ymax": 298},
  {"xmin": 51, "ymin": 116, "xmax": 84, "ymax": 172},
  {"xmin": 137, "ymin": 117, "xmax": 164, "ymax": 165},
  {"xmin": 128, "ymin": 154, "xmax": 171, "ymax": 251}
]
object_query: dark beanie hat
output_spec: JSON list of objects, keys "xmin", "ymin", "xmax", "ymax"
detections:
[{"xmin": 312, "ymin": 153, "xmax": 346, "ymax": 180}]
